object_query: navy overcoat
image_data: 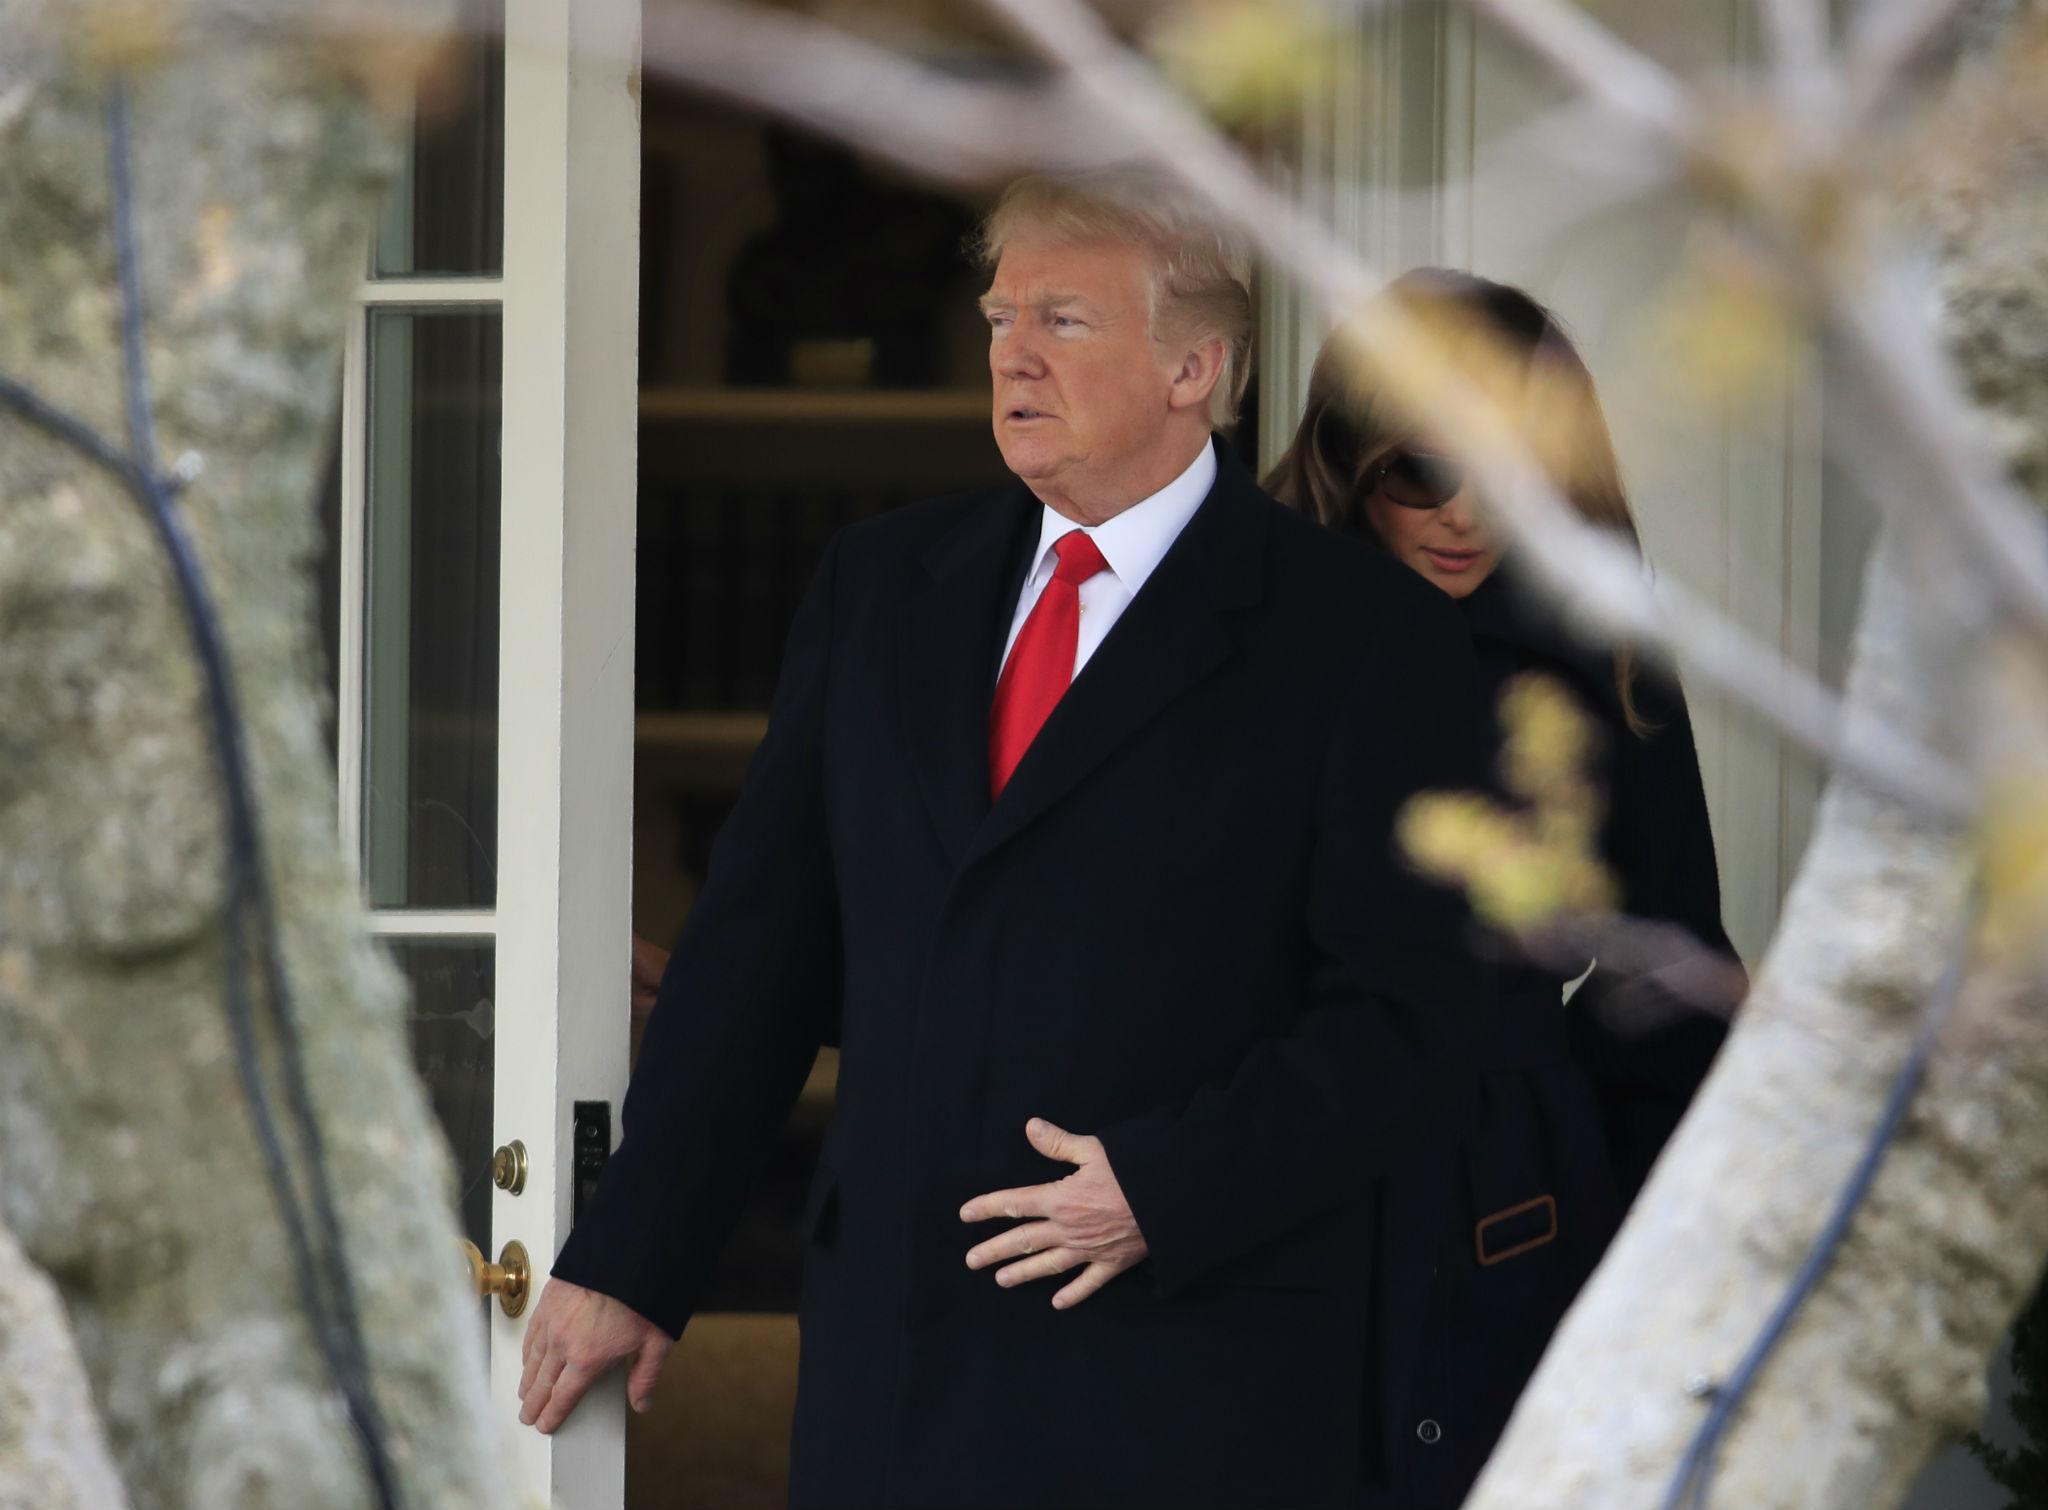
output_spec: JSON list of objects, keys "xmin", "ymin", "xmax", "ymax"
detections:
[
  {"xmin": 1374, "ymin": 564, "xmax": 1739, "ymax": 1508},
  {"xmin": 555, "ymin": 440, "xmax": 1492, "ymax": 1508}
]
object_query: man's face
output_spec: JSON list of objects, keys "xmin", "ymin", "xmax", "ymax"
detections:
[{"xmin": 981, "ymin": 238, "xmax": 1181, "ymax": 509}]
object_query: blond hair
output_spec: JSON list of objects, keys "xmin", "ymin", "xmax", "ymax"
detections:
[{"xmin": 974, "ymin": 168, "xmax": 1254, "ymax": 432}]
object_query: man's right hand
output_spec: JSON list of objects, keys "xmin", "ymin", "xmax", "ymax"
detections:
[{"xmin": 517, "ymin": 1276, "xmax": 673, "ymax": 1433}]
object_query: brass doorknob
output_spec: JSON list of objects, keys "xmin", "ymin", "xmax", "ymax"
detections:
[
  {"xmin": 461, "ymin": 1238, "xmax": 531, "ymax": 1319},
  {"xmin": 492, "ymin": 1140, "xmax": 528, "ymax": 1195}
]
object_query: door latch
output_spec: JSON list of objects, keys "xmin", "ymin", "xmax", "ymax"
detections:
[{"xmin": 573, "ymin": 1100, "xmax": 611, "ymax": 1224}]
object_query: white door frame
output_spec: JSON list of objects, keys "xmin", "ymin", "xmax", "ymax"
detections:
[
  {"xmin": 496, "ymin": 0, "xmax": 641, "ymax": 1502},
  {"xmin": 335, "ymin": 1, "xmax": 641, "ymax": 1502}
]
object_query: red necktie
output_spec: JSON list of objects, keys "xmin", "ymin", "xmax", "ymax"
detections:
[{"xmin": 989, "ymin": 529, "xmax": 1110, "ymax": 797}]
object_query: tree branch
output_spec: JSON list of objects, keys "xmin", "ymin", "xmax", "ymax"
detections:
[
  {"xmin": 170, "ymin": 0, "xmax": 1982, "ymax": 816},
  {"xmin": 640, "ymin": 0, "xmax": 1109, "ymax": 185},
  {"xmin": 1841, "ymin": 0, "xmax": 1974, "ymax": 126},
  {"xmin": 1825, "ymin": 263, "xmax": 2048, "ymax": 636},
  {"xmin": 967, "ymin": 0, "xmax": 1974, "ymax": 820},
  {"xmin": 1460, "ymin": 0, "xmax": 1693, "ymax": 139},
  {"xmin": 1756, "ymin": 0, "xmax": 1832, "ymax": 91},
  {"xmin": 0, "ymin": 1220, "xmax": 132, "ymax": 1510},
  {"xmin": 1524, "ymin": 914, "xmax": 1752, "ymax": 1020}
]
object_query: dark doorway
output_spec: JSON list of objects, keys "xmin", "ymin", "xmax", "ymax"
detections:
[{"xmin": 627, "ymin": 86, "xmax": 1006, "ymax": 1510}]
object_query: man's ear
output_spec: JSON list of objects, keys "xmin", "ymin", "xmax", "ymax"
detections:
[{"xmin": 1167, "ymin": 336, "xmax": 1227, "ymax": 414}]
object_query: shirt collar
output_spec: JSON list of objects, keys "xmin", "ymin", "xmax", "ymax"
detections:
[{"xmin": 1025, "ymin": 439, "xmax": 1218, "ymax": 594}]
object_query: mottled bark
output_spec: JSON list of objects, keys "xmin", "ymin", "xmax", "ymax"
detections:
[
  {"xmin": 0, "ymin": 3, "xmax": 515, "ymax": 1506},
  {"xmin": 0, "ymin": 1217, "xmax": 131, "ymax": 1510},
  {"xmin": 1468, "ymin": 9, "xmax": 2048, "ymax": 1506}
]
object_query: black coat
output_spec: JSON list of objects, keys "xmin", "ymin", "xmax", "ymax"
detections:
[
  {"xmin": 553, "ymin": 440, "xmax": 1494, "ymax": 1508},
  {"xmin": 1374, "ymin": 565, "xmax": 1740, "ymax": 1508}
]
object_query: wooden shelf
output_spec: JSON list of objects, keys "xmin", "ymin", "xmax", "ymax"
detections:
[
  {"xmin": 639, "ymin": 386, "xmax": 989, "ymax": 426},
  {"xmin": 637, "ymin": 710, "xmax": 769, "ymax": 749},
  {"xmin": 636, "ymin": 711, "xmax": 769, "ymax": 790}
]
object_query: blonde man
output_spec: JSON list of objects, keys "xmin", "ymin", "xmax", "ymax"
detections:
[{"xmin": 524, "ymin": 168, "xmax": 1486, "ymax": 1508}]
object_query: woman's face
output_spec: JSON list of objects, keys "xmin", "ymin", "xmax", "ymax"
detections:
[{"xmin": 1360, "ymin": 432, "xmax": 1503, "ymax": 599}]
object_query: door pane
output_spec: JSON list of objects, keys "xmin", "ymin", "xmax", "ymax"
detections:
[
  {"xmin": 374, "ymin": 0, "xmax": 506, "ymax": 277},
  {"xmin": 362, "ymin": 309, "xmax": 503, "ymax": 908},
  {"xmin": 389, "ymin": 939, "xmax": 497, "ymax": 1256}
]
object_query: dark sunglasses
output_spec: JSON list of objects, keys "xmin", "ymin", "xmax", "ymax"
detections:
[{"xmin": 1363, "ymin": 447, "xmax": 1464, "ymax": 510}]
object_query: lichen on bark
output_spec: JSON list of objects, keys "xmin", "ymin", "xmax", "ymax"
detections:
[
  {"xmin": 0, "ymin": 3, "xmax": 518, "ymax": 1505},
  {"xmin": 0, "ymin": 1213, "xmax": 131, "ymax": 1510}
]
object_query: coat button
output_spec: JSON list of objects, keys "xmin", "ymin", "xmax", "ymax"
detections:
[{"xmin": 1417, "ymin": 1419, "xmax": 1443, "ymax": 1445}]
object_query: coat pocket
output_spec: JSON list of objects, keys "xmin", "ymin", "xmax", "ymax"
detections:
[
  {"xmin": 1472, "ymin": 1192, "xmax": 1558, "ymax": 1266},
  {"xmin": 1459, "ymin": 1068, "xmax": 1564, "ymax": 1268}
]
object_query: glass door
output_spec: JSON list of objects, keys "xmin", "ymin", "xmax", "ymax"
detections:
[{"xmin": 330, "ymin": 2, "xmax": 640, "ymax": 1504}]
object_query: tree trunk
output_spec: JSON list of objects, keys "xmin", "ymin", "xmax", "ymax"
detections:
[
  {"xmin": 0, "ymin": 1219, "xmax": 131, "ymax": 1509},
  {"xmin": 1467, "ymin": 10, "xmax": 2048, "ymax": 1506},
  {"xmin": 0, "ymin": 4, "xmax": 516, "ymax": 1506}
]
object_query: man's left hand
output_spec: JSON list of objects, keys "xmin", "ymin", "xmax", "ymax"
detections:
[
  {"xmin": 630, "ymin": 933, "xmax": 670, "ymax": 1029},
  {"xmin": 960, "ymin": 1118, "xmax": 1147, "ymax": 1310}
]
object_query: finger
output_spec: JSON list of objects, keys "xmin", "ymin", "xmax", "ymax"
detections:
[
  {"xmin": 1025, "ymin": 1117, "xmax": 1087, "ymax": 1164},
  {"xmin": 534, "ymin": 1362, "xmax": 597, "ymax": 1436},
  {"xmin": 631, "ymin": 935, "xmax": 671, "ymax": 989},
  {"xmin": 994, "ymin": 1247, "xmax": 1082, "ymax": 1289},
  {"xmin": 518, "ymin": 1350, "xmax": 569, "ymax": 1428},
  {"xmin": 626, "ymin": 1336, "xmax": 671, "ymax": 1415},
  {"xmin": 960, "ymin": 1182, "xmax": 1055, "ymax": 1224},
  {"xmin": 965, "ymin": 1219, "xmax": 1062, "ymax": 1270},
  {"xmin": 1052, "ymin": 1260, "xmax": 1123, "ymax": 1311},
  {"xmin": 518, "ymin": 1310, "xmax": 549, "ymax": 1400}
]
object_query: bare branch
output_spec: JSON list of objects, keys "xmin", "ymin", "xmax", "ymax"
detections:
[
  {"xmin": 1395, "ymin": 94, "xmax": 1682, "ymax": 258},
  {"xmin": 1841, "ymin": 0, "xmax": 1973, "ymax": 125},
  {"xmin": 969, "ymin": 0, "xmax": 1974, "ymax": 821},
  {"xmin": 970, "ymin": 0, "xmax": 1385, "ymax": 309},
  {"xmin": 52, "ymin": 0, "xmax": 1100, "ymax": 188},
  {"xmin": 1459, "ymin": 0, "xmax": 1693, "ymax": 139},
  {"xmin": 1403, "ymin": 388, "xmax": 1979, "ymax": 821},
  {"xmin": 640, "ymin": 0, "xmax": 1109, "ymax": 185},
  {"xmin": 8, "ymin": 0, "xmax": 1093, "ymax": 193},
  {"xmin": 1825, "ymin": 262, "xmax": 2048, "ymax": 636},
  {"xmin": 1755, "ymin": 0, "xmax": 1832, "ymax": 89},
  {"xmin": 230, "ymin": 0, "xmax": 1974, "ymax": 817},
  {"xmin": 1523, "ymin": 915, "xmax": 1752, "ymax": 1020}
]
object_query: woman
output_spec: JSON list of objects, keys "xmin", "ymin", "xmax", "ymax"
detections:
[{"xmin": 1265, "ymin": 268, "xmax": 1743, "ymax": 1507}]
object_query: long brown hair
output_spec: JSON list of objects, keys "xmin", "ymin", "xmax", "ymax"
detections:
[{"xmin": 1263, "ymin": 268, "xmax": 1657, "ymax": 736}]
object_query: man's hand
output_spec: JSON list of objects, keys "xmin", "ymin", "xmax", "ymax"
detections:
[
  {"xmin": 630, "ymin": 934, "xmax": 670, "ymax": 1030},
  {"xmin": 960, "ymin": 1118, "xmax": 1148, "ymax": 1310},
  {"xmin": 517, "ymin": 1276, "xmax": 673, "ymax": 1433}
]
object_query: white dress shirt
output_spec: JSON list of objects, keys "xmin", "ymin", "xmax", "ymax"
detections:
[{"xmin": 999, "ymin": 440, "xmax": 1218, "ymax": 680}]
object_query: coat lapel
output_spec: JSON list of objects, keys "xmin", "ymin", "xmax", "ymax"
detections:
[
  {"xmin": 962, "ymin": 441, "xmax": 1268, "ymax": 871},
  {"xmin": 896, "ymin": 481, "xmax": 1041, "ymax": 870}
]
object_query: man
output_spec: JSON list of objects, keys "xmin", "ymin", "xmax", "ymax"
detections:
[{"xmin": 520, "ymin": 169, "xmax": 1487, "ymax": 1508}]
